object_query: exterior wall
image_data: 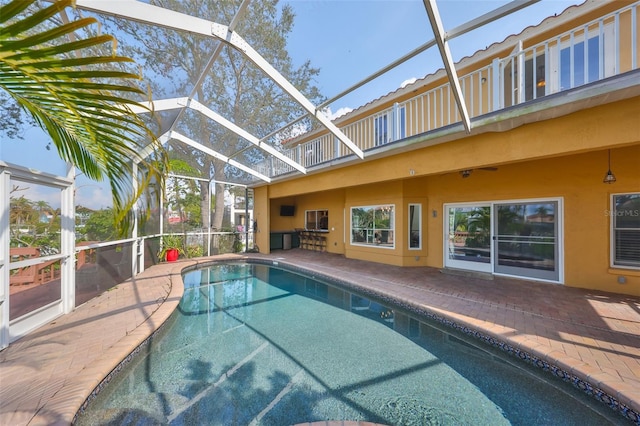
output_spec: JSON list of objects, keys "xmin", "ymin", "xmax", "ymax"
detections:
[
  {"xmin": 301, "ymin": 190, "xmax": 345, "ymax": 254},
  {"xmin": 265, "ymin": 97, "xmax": 639, "ymax": 197},
  {"xmin": 271, "ymin": 189, "xmax": 345, "ymax": 254},
  {"xmin": 253, "ymin": 185, "xmax": 270, "ymax": 254},
  {"xmin": 270, "ymin": 190, "xmax": 346, "ymax": 254},
  {"xmin": 423, "ymin": 146, "xmax": 640, "ymax": 295},
  {"xmin": 269, "ymin": 195, "xmax": 298, "ymax": 232},
  {"xmin": 253, "ymin": 1, "xmax": 640, "ymax": 295},
  {"xmin": 259, "ymin": 144, "xmax": 639, "ymax": 295},
  {"xmin": 254, "ymin": 95, "xmax": 640, "ymax": 295}
]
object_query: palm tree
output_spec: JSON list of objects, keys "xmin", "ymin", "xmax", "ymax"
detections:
[
  {"xmin": 9, "ymin": 196, "xmax": 35, "ymax": 227},
  {"xmin": 0, "ymin": 0, "xmax": 167, "ymax": 235},
  {"xmin": 467, "ymin": 207, "xmax": 491, "ymax": 248}
]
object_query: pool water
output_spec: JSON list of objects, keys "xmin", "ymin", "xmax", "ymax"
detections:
[{"xmin": 76, "ymin": 263, "xmax": 620, "ymax": 425}]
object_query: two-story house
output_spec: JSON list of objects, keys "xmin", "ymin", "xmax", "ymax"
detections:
[{"xmin": 252, "ymin": 0, "xmax": 640, "ymax": 296}]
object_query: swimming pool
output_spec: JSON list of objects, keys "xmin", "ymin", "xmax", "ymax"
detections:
[{"xmin": 76, "ymin": 262, "xmax": 620, "ymax": 425}]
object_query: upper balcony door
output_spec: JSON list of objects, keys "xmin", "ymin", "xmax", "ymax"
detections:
[
  {"xmin": 502, "ymin": 42, "xmax": 546, "ymax": 107},
  {"xmin": 502, "ymin": 22, "xmax": 615, "ymax": 107},
  {"xmin": 548, "ymin": 22, "xmax": 615, "ymax": 93}
]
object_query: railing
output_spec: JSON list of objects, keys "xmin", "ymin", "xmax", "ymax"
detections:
[
  {"xmin": 72, "ymin": 231, "xmax": 249, "ymax": 307},
  {"xmin": 7, "ymin": 230, "xmax": 248, "ymax": 322},
  {"xmin": 257, "ymin": 1, "xmax": 638, "ymax": 178}
]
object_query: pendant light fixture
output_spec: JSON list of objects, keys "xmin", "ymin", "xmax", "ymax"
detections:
[{"xmin": 603, "ymin": 149, "xmax": 616, "ymax": 184}]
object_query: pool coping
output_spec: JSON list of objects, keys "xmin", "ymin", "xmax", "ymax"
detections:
[{"xmin": 51, "ymin": 258, "xmax": 191, "ymax": 425}]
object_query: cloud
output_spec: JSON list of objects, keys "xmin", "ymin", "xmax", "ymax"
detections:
[
  {"xmin": 76, "ymin": 186, "xmax": 112, "ymax": 209},
  {"xmin": 400, "ymin": 77, "xmax": 417, "ymax": 88},
  {"xmin": 10, "ymin": 184, "xmax": 61, "ymax": 209},
  {"xmin": 324, "ymin": 106, "xmax": 353, "ymax": 120}
]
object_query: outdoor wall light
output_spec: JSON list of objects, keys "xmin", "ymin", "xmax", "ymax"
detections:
[
  {"xmin": 460, "ymin": 169, "xmax": 472, "ymax": 178},
  {"xmin": 603, "ymin": 149, "xmax": 617, "ymax": 184}
]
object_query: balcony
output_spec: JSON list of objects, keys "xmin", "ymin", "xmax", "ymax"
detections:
[{"xmin": 256, "ymin": 2, "xmax": 640, "ymax": 179}]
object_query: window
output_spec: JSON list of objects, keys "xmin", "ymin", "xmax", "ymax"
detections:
[
  {"xmin": 306, "ymin": 209, "xmax": 328, "ymax": 230},
  {"xmin": 549, "ymin": 23, "xmax": 614, "ymax": 93},
  {"xmin": 612, "ymin": 194, "xmax": 640, "ymax": 268},
  {"xmin": 409, "ymin": 204, "xmax": 421, "ymax": 249},
  {"xmin": 374, "ymin": 114, "xmax": 388, "ymax": 146},
  {"xmin": 560, "ymin": 36, "xmax": 600, "ymax": 89},
  {"xmin": 351, "ymin": 205, "xmax": 395, "ymax": 248},
  {"xmin": 396, "ymin": 105, "xmax": 406, "ymax": 140}
]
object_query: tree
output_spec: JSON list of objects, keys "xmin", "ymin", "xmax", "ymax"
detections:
[
  {"xmin": 84, "ymin": 208, "xmax": 117, "ymax": 241},
  {"xmin": 108, "ymin": 0, "xmax": 323, "ymax": 229},
  {"xmin": 165, "ymin": 158, "xmax": 202, "ymax": 233},
  {"xmin": 8, "ymin": 196, "xmax": 60, "ymax": 249},
  {"xmin": 0, "ymin": 0, "xmax": 168, "ymax": 236},
  {"xmin": 9, "ymin": 196, "xmax": 36, "ymax": 227},
  {"xmin": 467, "ymin": 207, "xmax": 491, "ymax": 248}
]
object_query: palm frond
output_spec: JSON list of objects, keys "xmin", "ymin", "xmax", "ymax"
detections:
[{"xmin": 0, "ymin": 0, "xmax": 168, "ymax": 236}]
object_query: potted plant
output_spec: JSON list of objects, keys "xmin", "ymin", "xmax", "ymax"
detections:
[{"xmin": 158, "ymin": 234, "xmax": 185, "ymax": 262}]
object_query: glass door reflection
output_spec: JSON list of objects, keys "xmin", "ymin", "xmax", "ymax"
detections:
[
  {"xmin": 494, "ymin": 201, "xmax": 559, "ymax": 281},
  {"xmin": 445, "ymin": 205, "xmax": 492, "ymax": 273}
]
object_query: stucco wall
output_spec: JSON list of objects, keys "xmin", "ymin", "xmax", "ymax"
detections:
[
  {"xmin": 257, "ymin": 120, "xmax": 639, "ymax": 295},
  {"xmin": 250, "ymin": 1, "xmax": 640, "ymax": 295},
  {"xmin": 269, "ymin": 190, "xmax": 346, "ymax": 254}
]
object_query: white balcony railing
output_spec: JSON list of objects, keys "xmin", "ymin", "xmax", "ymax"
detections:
[{"xmin": 257, "ymin": 1, "xmax": 639, "ymax": 178}]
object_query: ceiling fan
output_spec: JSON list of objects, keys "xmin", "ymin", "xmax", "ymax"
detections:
[{"xmin": 459, "ymin": 167, "xmax": 498, "ymax": 178}]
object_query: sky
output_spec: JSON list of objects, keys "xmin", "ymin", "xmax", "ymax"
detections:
[
  {"xmin": 282, "ymin": 0, "xmax": 583, "ymax": 117},
  {"xmin": 1, "ymin": 0, "xmax": 582, "ymax": 208}
]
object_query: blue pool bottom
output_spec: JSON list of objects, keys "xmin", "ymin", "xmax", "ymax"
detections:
[{"xmin": 75, "ymin": 262, "xmax": 621, "ymax": 425}]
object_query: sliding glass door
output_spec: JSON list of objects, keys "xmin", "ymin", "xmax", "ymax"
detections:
[
  {"xmin": 445, "ymin": 200, "xmax": 561, "ymax": 282},
  {"xmin": 494, "ymin": 201, "xmax": 559, "ymax": 281},
  {"xmin": 445, "ymin": 205, "xmax": 492, "ymax": 273}
]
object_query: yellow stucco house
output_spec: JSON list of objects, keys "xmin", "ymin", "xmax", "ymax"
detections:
[{"xmin": 252, "ymin": 0, "xmax": 640, "ymax": 296}]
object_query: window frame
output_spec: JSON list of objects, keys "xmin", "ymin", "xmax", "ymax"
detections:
[
  {"xmin": 305, "ymin": 209, "xmax": 329, "ymax": 231},
  {"xmin": 350, "ymin": 204, "xmax": 395, "ymax": 249},
  {"xmin": 549, "ymin": 22, "xmax": 615, "ymax": 93},
  {"xmin": 374, "ymin": 113, "xmax": 388, "ymax": 146},
  {"xmin": 610, "ymin": 193, "xmax": 640, "ymax": 270},
  {"xmin": 408, "ymin": 203, "xmax": 422, "ymax": 250}
]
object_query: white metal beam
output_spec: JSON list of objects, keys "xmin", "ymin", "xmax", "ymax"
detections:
[
  {"xmin": 134, "ymin": 98, "xmax": 306, "ymax": 174},
  {"xmin": 75, "ymin": 0, "xmax": 363, "ymax": 159},
  {"xmin": 423, "ymin": 0, "xmax": 471, "ymax": 133},
  {"xmin": 446, "ymin": 1, "xmax": 540, "ymax": 40},
  {"xmin": 161, "ymin": 132, "xmax": 271, "ymax": 183},
  {"xmin": 129, "ymin": 97, "xmax": 182, "ymax": 115},
  {"xmin": 0, "ymin": 170, "xmax": 10, "ymax": 349},
  {"xmin": 162, "ymin": 1, "xmax": 251, "ymax": 138},
  {"xmin": 282, "ymin": 1, "xmax": 541, "ymax": 135},
  {"xmin": 210, "ymin": 23, "xmax": 363, "ymax": 158},
  {"xmin": 187, "ymin": 99, "xmax": 306, "ymax": 174}
]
